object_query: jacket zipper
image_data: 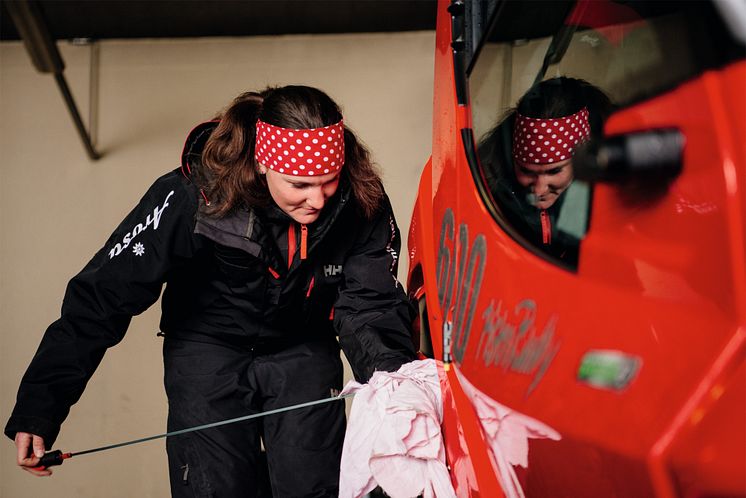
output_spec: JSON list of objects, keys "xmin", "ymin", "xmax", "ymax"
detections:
[
  {"xmin": 540, "ymin": 210, "xmax": 551, "ymax": 245},
  {"xmin": 287, "ymin": 224, "xmax": 297, "ymax": 269},
  {"xmin": 287, "ymin": 224, "xmax": 308, "ymax": 269},
  {"xmin": 284, "ymin": 224, "xmax": 310, "ymax": 291},
  {"xmin": 300, "ymin": 224, "xmax": 308, "ymax": 260},
  {"xmin": 299, "ymin": 225, "xmax": 312, "ymax": 298}
]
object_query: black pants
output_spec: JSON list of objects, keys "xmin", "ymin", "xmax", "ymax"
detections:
[{"xmin": 163, "ymin": 336, "xmax": 346, "ymax": 498}]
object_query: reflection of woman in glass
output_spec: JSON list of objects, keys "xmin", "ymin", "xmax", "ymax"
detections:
[{"xmin": 479, "ymin": 77, "xmax": 613, "ymax": 264}]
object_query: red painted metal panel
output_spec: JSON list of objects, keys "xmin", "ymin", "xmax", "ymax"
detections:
[{"xmin": 407, "ymin": 0, "xmax": 746, "ymax": 496}]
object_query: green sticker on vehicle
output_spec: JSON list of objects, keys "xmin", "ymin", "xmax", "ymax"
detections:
[{"xmin": 577, "ymin": 350, "xmax": 641, "ymax": 391}]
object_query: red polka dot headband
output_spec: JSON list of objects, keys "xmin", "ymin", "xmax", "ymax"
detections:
[
  {"xmin": 254, "ymin": 119, "xmax": 345, "ymax": 176},
  {"xmin": 512, "ymin": 107, "xmax": 590, "ymax": 165}
]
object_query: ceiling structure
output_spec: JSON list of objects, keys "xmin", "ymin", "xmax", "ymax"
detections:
[
  {"xmin": 0, "ymin": 0, "xmax": 437, "ymax": 41},
  {"xmin": 1, "ymin": 0, "xmax": 437, "ymax": 159}
]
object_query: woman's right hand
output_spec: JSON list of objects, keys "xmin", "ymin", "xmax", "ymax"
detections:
[{"xmin": 15, "ymin": 432, "xmax": 52, "ymax": 476}]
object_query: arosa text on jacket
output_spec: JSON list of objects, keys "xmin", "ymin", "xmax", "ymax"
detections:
[{"xmin": 108, "ymin": 190, "xmax": 175, "ymax": 259}]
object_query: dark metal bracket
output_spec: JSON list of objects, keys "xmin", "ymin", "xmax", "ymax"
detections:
[
  {"xmin": 6, "ymin": 0, "xmax": 101, "ymax": 160},
  {"xmin": 448, "ymin": 0, "xmax": 468, "ymax": 106}
]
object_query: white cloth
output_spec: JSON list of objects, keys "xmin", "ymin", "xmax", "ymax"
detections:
[
  {"xmin": 455, "ymin": 367, "xmax": 561, "ymax": 498},
  {"xmin": 339, "ymin": 359, "xmax": 457, "ymax": 498}
]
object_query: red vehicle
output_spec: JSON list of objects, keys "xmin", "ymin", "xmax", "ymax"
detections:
[{"xmin": 405, "ymin": 1, "xmax": 746, "ymax": 497}]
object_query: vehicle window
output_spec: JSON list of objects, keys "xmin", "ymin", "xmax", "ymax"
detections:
[{"xmin": 467, "ymin": 0, "xmax": 735, "ymax": 268}]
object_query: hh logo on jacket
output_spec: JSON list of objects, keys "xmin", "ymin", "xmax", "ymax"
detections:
[
  {"xmin": 108, "ymin": 191, "xmax": 174, "ymax": 259},
  {"xmin": 324, "ymin": 265, "xmax": 343, "ymax": 277}
]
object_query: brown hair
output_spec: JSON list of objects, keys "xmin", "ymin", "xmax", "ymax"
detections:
[{"xmin": 202, "ymin": 86, "xmax": 384, "ymax": 218}]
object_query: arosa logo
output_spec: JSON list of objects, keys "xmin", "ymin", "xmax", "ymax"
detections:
[
  {"xmin": 324, "ymin": 265, "xmax": 343, "ymax": 277},
  {"xmin": 108, "ymin": 191, "xmax": 175, "ymax": 259}
]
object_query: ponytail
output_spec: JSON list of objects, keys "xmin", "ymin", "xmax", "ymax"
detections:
[{"xmin": 202, "ymin": 91, "xmax": 271, "ymax": 217}]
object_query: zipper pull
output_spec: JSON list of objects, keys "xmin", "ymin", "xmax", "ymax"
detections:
[{"xmin": 300, "ymin": 224, "xmax": 308, "ymax": 260}]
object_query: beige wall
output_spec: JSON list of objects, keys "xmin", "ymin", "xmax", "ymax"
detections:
[{"xmin": 0, "ymin": 31, "xmax": 434, "ymax": 498}]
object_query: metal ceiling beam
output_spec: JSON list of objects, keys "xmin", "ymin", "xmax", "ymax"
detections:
[{"xmin": 6, "ymin": 0, "xmax": 101, "ymax": 160}]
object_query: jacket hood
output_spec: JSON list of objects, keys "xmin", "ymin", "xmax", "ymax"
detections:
[{"xmin": 181, "ymin": 120, "xmax": 220, "ymax": 184}]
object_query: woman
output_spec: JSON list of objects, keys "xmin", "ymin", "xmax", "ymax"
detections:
[
  {"xmin": 479, "ymin": 77, "xmax": 613, "ymax": 264},
  {"xmin": 6, "ymin": 85, "xmax": 416, "ymax": 497}
]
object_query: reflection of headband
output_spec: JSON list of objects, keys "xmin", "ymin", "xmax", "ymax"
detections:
[
  {"xmin": 512, "ymin": 107, "xmax": 590, "ymax": 165},
  {"xmin": 255, "ymin": 119, "xmax": 345, "ymax": 176}
]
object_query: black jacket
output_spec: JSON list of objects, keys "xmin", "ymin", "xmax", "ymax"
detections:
[{"xmin": 5, "ymin": 123, "xmax": 416, "ymax": 446}]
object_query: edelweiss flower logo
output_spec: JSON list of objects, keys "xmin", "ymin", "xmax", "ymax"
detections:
[{"xmin": 133, "ymin": 242, "xmax": 145, "ymax": 256}]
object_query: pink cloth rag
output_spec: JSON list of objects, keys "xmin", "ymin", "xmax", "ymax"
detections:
[{"xmin": 339, "ymin": 359, "xmax": 456, "ymax": 498}]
